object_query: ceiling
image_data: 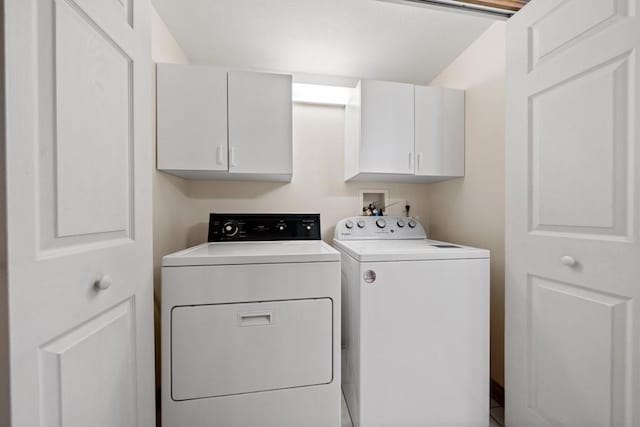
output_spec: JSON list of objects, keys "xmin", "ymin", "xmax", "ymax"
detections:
[{"xmin": 152, "ymin": 0, "xmax": 494, "ymax": 86}]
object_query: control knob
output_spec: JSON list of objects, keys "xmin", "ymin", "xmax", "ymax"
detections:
[
  {"xmin": 345, "ymin": 220, "xmax": 354, "ymax": 229},
  {"xmin": 408, "ymin": 219, "xmax": 417, "ymax": 229},
  {"xmin": 357, "ymin": 219, "xmax": 366, "ymax": 229},
  {"xmin": 376, "ymin": 218, "xmax": 387, "ymax": 229},
  {"xmin": 222, "ymin": 222, "xmax": 239, "ymax": 237},
  {"xmin": 276, "ymin": 223, "xmax": 287, "ymax": 231},
  {"xmin": 397, "ymin": 220, "xmax": 405, "ymax": 228}
]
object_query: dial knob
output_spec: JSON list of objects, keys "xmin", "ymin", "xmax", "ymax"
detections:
[
  {"xmin": 345, "ymin": 220, "xmax": 354, "ymax": 229},
  {"xmin": 408, "ymin": 219, "xmax": 417, "ymax": 229},
  {"xmin": 357, "ymin": 219, "xmax": 366, "ymax": 229},
  {"xmin": 222, "ymin": 222, "xmax": 239, "ymax": 237},
  {"xmin": 376, "ymin": 218, "xmax": 387, "ymax": 229},
  {"xmin": 397, "ymin": 220, "xmax": 405, "ymax": 228}
]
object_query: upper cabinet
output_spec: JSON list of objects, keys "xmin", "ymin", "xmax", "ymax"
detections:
[
  {"xmin": 157, "ymin": 65, "xmax": 229, "ymax": 173},
  {"xmin": 345, "ymin": 79, "xmax": 465, "ymax": 182},
  {"xmin": 227, "ymin": 70, "xmax": 292, "ymax": 178},
  {"xmin": 414, "ymin": 86, "xmax": 465, "ymax": 178},
  {"xmin": 358, "ymin": 80, "xmax": 415, "ymax": 176},
  {"xmin": 156, "ymin": 64, "xmax": 292, "ymax": 181}
]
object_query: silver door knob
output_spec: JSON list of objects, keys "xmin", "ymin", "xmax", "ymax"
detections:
[
  {"xmin": 560, "ymin": 256, "xmax": 576, "ymax": 267},
  {"xmin": 95, "ymin": 275, "xmax": 112, "ymax": 290}
]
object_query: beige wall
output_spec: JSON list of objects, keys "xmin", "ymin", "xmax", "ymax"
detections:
[
  {"xmin": 151, "ymin": 6, "xmax": 190, "ymax": 293},
  {"xmin": 151, "ymin": 6, "xmax": 191, "ymax": 396},
  {"xmin": 427, "ymin": 22, "xmax": 506, "ymax": 386},
  {"xmin": 185, "ymin": 104, "xmax": 432, "ymax": 247}
]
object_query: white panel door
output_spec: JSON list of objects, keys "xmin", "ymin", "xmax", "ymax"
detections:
[
  {"xmin": 4, "ymin": 0, "xmax": 155, "ymax": 425},
  {"xmin": 227, "ymin": 70, "xmax": 292, "ymax": 176},
  {"xmin": 414, "ymin": 86, "xmax": 465, "ymax": 177},
  {"xmin": 506, "ymin": 1, "xmax": 640, "ymax": 426},
  {"xmin": 157, "ymin": 64, "xmax": 228, "ymax": 172},
  {"xmin": 360, "ymin": 80, "xmax": 415, "ymax": 175}
]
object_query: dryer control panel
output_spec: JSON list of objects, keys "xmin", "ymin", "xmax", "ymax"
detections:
[
  {"xmin": 209, "ymin": 213, "xmax": 321, "ymax": 242},
  {"xmin": 334, "ymin": 216, "xmax": 426, "ymax": 240}
]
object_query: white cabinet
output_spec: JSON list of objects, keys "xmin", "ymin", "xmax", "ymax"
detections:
[
  {"xmin": 415, "ymin": 86, "xmax": 465, "ymax": 178},
  {"xmin": 228, "ymin": 70, "xmax": 292, "ymax": 178},
  {"xmin": 345, "ymin": 79, "xmax": 465, "ymax": 183},
  {"xmin": 156, "ymin": 64, "xmax": 292, "ymax": 181},
  {"xmin": 157, "ymin": 64, "xmax": 228, "ymax": 172},
  {"xmin": 358, "ymin": 80, "xmax": 415, "ymax": 175}
]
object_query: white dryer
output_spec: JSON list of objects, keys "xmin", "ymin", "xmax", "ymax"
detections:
[
  {"xmin": 334, "ymin": 216, "xmax": 490, "ymax": 427},
  {"xmin": 162, "ymin": 214, "xmax": 341, "ymax": 427}
]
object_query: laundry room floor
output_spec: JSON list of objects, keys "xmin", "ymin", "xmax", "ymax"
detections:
[{"xmin": 340, "ymin": 393, "xmax": 504, "ymax": 427}]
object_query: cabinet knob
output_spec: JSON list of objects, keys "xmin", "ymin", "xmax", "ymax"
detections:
[
  {"xmin": 95, "ymin": 275, "xmax": 112, "ymax": 291},
  {"xmin": 560, "ymin": 256, "xmax": 576, "ymax": 267}
]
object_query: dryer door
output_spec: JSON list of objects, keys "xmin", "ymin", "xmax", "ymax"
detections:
[{"xmin": 171, "ymin": 298, "xmax": 333, "ymax": 401}]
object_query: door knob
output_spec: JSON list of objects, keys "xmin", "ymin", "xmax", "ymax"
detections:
[
  {"xmin": 95, "ymin": 275, "xmax": 112, "ymax": 290},
  {"xmin": 560, "ymin": 256, "xmax": 576, "ymax": 267}
]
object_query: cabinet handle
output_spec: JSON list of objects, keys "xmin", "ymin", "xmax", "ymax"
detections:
[
  {"xmin": 409, "ymin": 152, "xmax": 414, "ymax": 170},
  {"xmin": 417, "ymin": 153, "xmax": 423, "ymax": 171},
  {"xmin": 230, "ymin": 147, "xmax": 237, "ymax": 167},
  {"xmin": 239, "ymin": 312, "xmax": 273, "ymax": 327},
  {"xmin": 216, "ymin": 145, "xmax": 225, "ymax": 165}
]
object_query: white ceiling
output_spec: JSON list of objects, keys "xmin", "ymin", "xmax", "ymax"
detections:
[{"xmin": 152, "ymin": 0, "xmax": 494, "ymax": 85}]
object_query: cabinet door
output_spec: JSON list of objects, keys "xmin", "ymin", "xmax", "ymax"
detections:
[
  {"xmin": 415, "ymin": 86, "xmax": 465, "ymax": 177},
  {"xmin": 157, "ymin": 64, "xmax": 228, "ymax": 172},
  {"xmin": 360, "ymin": 80, "xmax": 415, "ymax": 174},
  {"xmin": 228, "ymin": 70, "xmax": 292, "ymax": 176}
]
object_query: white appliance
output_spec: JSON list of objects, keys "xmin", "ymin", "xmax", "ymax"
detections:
[
  {"xmin": 162, "ymin": 214, "xmax": 341, "ymax": 427},
  {"xmin": 334, "ymin": 216, "xmax": 490, "ymax": 427}
]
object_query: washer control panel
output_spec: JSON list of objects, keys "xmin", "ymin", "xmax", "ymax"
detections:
[
  {"xmin": 209, "ymin": 213, "xmax": 321, "ymax": 242},
  {"xmin": 334, "ymin": 216, "xmax": 426, "ymax": 240}
]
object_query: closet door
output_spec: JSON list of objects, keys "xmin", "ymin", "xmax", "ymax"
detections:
[
  {"xmin": 506, "ymin": 0, "xmax": 640, "ymax": 426},
  {"xmin": 227, "ymin": 70, "xmax": 292, "ymax": 178},
  {"xmin": 3, "ymin": 0, "xmax": 156, "ymax": 425},
  {"xmin": 359, "ymin": 80, "xmax": 415, "ymax": 175}
]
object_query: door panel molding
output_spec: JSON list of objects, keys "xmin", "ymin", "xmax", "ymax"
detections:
[
  {"xmin": 37, "ymin": 0, "xmax": 136, "ymax": 256},
  {"xmin": 528, "ymin": 51, "xmax": 633, "ymax": 240},
  {"xmin": 54, "ymin": 0, "xmax": 133, "ymax": 238},
  {"xmin": 528, "ymin": 0, "xmax": 631, "ymax": 71},
  {"xmin": 527, "ymin": 275, "xmax": 631, "ymax": 427},
  {"xmin": 40, "ymin": 298, "xmax": 137, "ymax": 427}
]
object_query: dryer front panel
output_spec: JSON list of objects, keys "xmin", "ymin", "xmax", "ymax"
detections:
[{"xmin": 171, "ymin": 298, "xmax": 333, "ymax": 401}]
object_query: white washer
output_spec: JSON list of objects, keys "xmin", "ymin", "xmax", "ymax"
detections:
[
  {"xmin": 162, "ymin": 214, "xmax": 341, "ymax": 427},
  {"xmin": 334, "ymin": 216, "xmax": 490, "ymax": 427}
]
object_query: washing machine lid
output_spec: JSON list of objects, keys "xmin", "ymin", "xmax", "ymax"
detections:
[
  {"xmin": 332, "ymin": 239, "xmax": 489, "ymax": 262},
  {"xmin": 163, "ymin": 240, "xmax": 340, "ymax": 267}
]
